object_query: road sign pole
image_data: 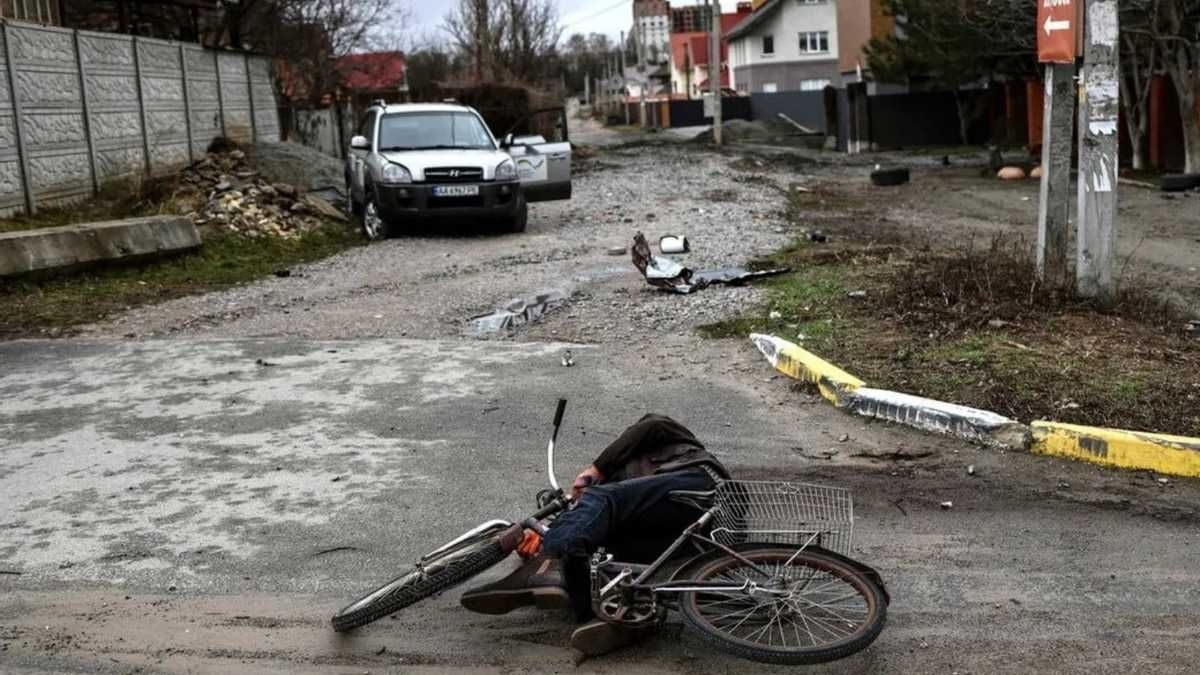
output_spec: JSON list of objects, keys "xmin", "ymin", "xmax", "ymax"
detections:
[
  {"xmin": 1037, "ymin": 63, "xmax": 1076, "ymax": 284},
  {"xmin": 1076, "ymin": 0, "xmax": 1120, "ymax": 301}
]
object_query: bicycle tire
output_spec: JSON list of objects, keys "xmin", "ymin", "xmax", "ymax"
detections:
[
  {"xmin": 679, "ymin": 547, "xmax": 886, "ymax": 665},
  {"xmin": 331, "ymin": 539, "xmax": 508, "ymax": 632}
]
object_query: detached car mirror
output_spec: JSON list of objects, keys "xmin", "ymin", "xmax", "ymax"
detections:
[{"xmin": 350, "ymin": 135, "xmax": 370, "ymax": 150}]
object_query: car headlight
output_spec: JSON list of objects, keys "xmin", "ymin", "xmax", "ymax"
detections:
[
  {"xmin": 381, "ymin": 163, "xmax": 412, "ymax": 184},
  {"xmin": 495, "ymin": 159, "xmax": 517, "ymax": 181}
]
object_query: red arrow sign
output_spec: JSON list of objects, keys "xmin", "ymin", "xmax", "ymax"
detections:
[{"xmin": 1038, "ymin": 0, "xmax": 1078, "ymax": 63}]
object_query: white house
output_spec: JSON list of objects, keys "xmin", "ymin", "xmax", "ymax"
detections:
[{"xmin": 726, "ymin": 0, "xmax": 842, "ymax": 94}]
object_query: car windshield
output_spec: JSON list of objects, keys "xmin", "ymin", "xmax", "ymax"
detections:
[{"xmin": 377, "ymin": 112, "xmax": 495, "ymax": 151}]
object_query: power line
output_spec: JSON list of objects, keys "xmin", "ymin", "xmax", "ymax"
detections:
[{"xmin": 560, "ymin": 0, "xmax": 630, "ymax": 29}]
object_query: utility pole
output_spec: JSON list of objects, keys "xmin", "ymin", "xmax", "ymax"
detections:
[
  {"xmin": 1076, "ymin": 0, "xmax": 1119, "ymax": 301},
  {"xmin": 1035, "ymin": 0, "xmax": 1080, "ymax": 285},
  {"xmin": 1037, "ymin": 64, "xmax": 1075, "ymax": 283},
  {"xmin": 584, "ymin": 75, "xmax": 590, "ymax": 107},
  {"xmin": 619, "ymin": 31, "xmax": 630, "ymax": 125},
  {"xmin": 708, "ymin": 0, "xmax": 723, "ymax": 145}
]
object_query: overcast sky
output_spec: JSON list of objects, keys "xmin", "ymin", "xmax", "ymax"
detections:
[{"xmin": 405, "ymin": 1, "xmax": 747, "ymax": 44}]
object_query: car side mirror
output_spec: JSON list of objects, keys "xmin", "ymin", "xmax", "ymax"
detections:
[
  {"xmin": 501, "ymin": 133, "xmax": 515, "ymax": 149},
  {"xmin": 350, "ymin": 135, "xmax": 370, "ymax": 150}
]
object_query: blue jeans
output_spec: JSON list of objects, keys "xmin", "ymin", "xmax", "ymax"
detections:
[
  {"xmin": 543, "ymin": 467, "xmax": 715, "ymax": 561},
  {"xmin": 542, "ymin": 468, "xmax": 716, "ymax": 621}
]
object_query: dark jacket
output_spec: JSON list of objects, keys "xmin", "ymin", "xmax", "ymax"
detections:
[{"xmin": 592, "ymin": 414, "xmax": 729, "ymax": 482}]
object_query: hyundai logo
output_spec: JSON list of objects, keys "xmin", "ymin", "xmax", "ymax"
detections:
[{"xmin": 449, "ymin": 170, "xmax": 460, "ymax": 178}]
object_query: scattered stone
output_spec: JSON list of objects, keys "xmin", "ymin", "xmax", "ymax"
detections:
[
  {"xmin": 987, "ymin": 319, "xmax": 1010, "ymax": 329},
  {"xmin": 939, "ymin": 501, "xmax": 953, "ymax": 509},
  {"xmin": 606, "ymin": 246, "xmax": 627, "ymax": 256},
  {"xmin": 847, "ymin": 290, "xmax": 867, "ymax": 299},
  {"xmin": 273, "ymin": 269, "xmax": 292, "ymax": 278},
  {"xmin": 178, "ymin": 146, "xmax": 331, "ymax": 239},
  {"xmin": 838, "ymin": 434, "xmax": 850, "ymax": 443},
  {"xmin": 769, "ymin": 310, "xmax": 782, "ymax": 320},
  {"xmin": 1157, "ymin": 477, "xmax": 1170, "ymax": 486},
  {"xmin": 968, "ymin": 465, "xmax": 976, "ymax": 476},
  {"xmin": 1056, "ymin": 481, "xmax": 1070, "ymax": 489},
  {"xmin": 808, "ymin": 230, "xmax": 827, "ymax": 243}
]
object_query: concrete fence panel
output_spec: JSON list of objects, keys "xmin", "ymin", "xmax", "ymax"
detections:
[
  {"xmin": 0, "ymin": 20, "xmax": 280, "ymax": 217},
  {"xmin": 10, "ymin": 23, "xmax": 91, "ymax": 209}
]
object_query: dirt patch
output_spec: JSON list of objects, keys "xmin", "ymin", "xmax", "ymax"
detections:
[{"xmin": 702, "ymin": 181, "xmax": 1200, "ymax": 436}]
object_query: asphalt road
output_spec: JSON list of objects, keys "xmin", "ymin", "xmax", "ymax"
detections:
[
  {"xmin": 3, "ymin": 120, "xmax": 1200, "ymax": 673},
  {"xmin": 3, "ymin": 337, "xmax": 1200, "ymax": 674}
]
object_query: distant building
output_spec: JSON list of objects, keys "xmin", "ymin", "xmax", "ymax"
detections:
[
  {"xmin": 726, "ymin": 0, "xmax": 894, "ymax": 94},
  {"xmin": 668, "ymin": 3, "xmax": 753, "ymax": 99},
  {"xmin": 633, "ymin": 0, "xmax": 671, "ymax": 66}
]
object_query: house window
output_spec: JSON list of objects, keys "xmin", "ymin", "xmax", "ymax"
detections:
[
  {"xmin": 800, "ymin": 79, "xmax": 831, "ymax": 91},
  {"xmin": 799, "ymin": 31, "xmax": 830, "ymax": 53},
  {"xmin": 763, "ymin": 82, "xmax": 778, "ymax": 93},
  {"xmin": 762, "ymin": 35, "xmax": 774, "ymax": 55}
]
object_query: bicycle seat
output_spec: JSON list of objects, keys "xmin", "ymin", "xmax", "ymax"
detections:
[{"xmin": 669, "ymin": 489, "xmax": 716, "ymax": 510}]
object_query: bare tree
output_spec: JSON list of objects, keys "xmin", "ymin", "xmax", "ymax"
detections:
[
  {"xmin": 1120, "ymin": 1, "xmax": 1159, "ymax": 171},
  {"xmin": 443, "ymin": 0, "xmax": 561, "ymax": 83}
]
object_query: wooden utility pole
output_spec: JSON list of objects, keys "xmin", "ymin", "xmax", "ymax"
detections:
[
  {"xmin": 619, "ymin": 31, "xmax": 630, "ymax": 125},
  {"xmin": 708, "ymin": 0, "xmax": 722, "ymax": 145},
  {"xmin": 1037, "ymin": 63, "xmax": 1075, "ymax": 283},
  {"xmin": 1076, "ymin": 0, "xmax": 1120, "ymax": 301}
]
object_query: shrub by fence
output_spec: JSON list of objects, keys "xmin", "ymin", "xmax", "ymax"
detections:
[{"xmin": 0, "ymin": 21, "xmax": 280, "ymax": 216}]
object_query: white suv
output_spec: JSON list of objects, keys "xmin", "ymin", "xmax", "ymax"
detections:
[{"xmin": 345, "ymin": 102, "xmax": 572, "ymax": 238}]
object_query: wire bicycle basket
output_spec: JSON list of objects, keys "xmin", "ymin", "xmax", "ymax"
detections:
[{"xmin": 710, "ymin": 480, "xmax": 854, "ymax": 556}]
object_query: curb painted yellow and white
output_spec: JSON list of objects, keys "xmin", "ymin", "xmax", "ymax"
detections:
[
  {"xmin": 751, "ymin": 334, "xmax": 1200, "ymax": 478},
  {"xmin": 749, "ymin": 333, "xmax": 863, "ymax": 406},
  {"xmin": 1031, "ymin": 422, "xmax": 1200, "ymax": 478}
]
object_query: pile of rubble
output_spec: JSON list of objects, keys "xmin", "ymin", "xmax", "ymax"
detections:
[{"xmin": 179, "ymin": 148, "xmax": 347, "ymax": 238}]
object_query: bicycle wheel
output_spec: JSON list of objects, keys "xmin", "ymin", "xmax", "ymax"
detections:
[
  {"xmin": 331, "ymin": 537, "xmax": 507, "ymax": 632},
  {"xmin": 679, "ymin": 547, "xmax": 886, "ymax": 665}
]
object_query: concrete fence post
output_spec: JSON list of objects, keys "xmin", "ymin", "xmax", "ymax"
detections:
[
  {"xmin": 73, "ymin": 30, "xmax": 100, "ymax": 194},
  {"xmin": 179, "ymin": 43, "xmax": 194, "ymax": 163},
  {"xmin": 3, "ymin": 22, "xmax": 35, "ymax": 214},
  {"xmin": 131, "ymin": 36, "xmax": 151, "ymax": 174},
  {"xmin": 244, "ymin": 53, "xmax": 257, "ymax": 143},
  {"xmin": 213, "ymin": 50, "xmax": 226, "ymax": 137}
]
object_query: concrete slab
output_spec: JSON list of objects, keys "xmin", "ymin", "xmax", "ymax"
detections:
[{"xmin": 0, "ymin": 216, "xmax": 200, "ymax": 277}]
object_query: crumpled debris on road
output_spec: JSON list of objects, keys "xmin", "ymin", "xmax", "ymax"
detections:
[
  {"xmin": 468, "ymin": 289, "xmax": 568, "ymax": 337},
  {"xmin": 178, "ymin": 147, "xmax": 347, "ymax": 239},
  {"xmin": 631, "ymin": 232, "xmax": 789, "ymax": 294}
]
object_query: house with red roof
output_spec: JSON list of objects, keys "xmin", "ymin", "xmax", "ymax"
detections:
[
  {"xmin": 668, "ymin": 3, "xmax": 751, "ymax": 99},
  {"xmin": 337, "ymin": 51, "xmax": 409, "ymax": 114}
]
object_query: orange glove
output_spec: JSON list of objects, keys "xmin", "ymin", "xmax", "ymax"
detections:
[{"xmin": 517, "ymin": 530, "xmax": 542, "ymax": 559}]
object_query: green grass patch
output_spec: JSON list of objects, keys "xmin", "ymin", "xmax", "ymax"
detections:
[
  {"xmin": 0, "ymin": 178, "xmax": 185, "ymax": 234},
  {"xmin": 0, "ymin": 222, "xmax": 362, "ymax": 338},
  {"xmin": 700, "ymin": 230, "xmax": 1200, "ymax": 435}
]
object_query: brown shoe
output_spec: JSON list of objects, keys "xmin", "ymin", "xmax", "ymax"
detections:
[
  {"xmin": 459, "ymin": 555, "xmax": 570, "ymax": 615},
  {"xmin": 569, "ymin": 619, "xmax": 655, "ymax": 657}
]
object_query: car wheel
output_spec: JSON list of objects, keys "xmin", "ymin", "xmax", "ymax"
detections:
[
  {"xmin": 361, "ymin": 189, "xmax": 390, "ymax": 241},
  {"xmin": 504, "ymin": 197, "xmax": 528, "ymax": 234}
]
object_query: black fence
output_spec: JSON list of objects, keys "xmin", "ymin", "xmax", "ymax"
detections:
[
  {"xmin": 749, "ymin": 92, "xmax": 827, "ymax": 133},
  {"xmin": 668, "ymin": 98, "xmax": 753, "ymax": 127},
  {"xmin": 866, "ymin": 91, "xmax": 991, "ymax": 148}
]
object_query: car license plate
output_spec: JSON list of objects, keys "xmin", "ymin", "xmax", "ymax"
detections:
[{"xmin": 433, "ymin": 185, "xmax": 480, "ymax": 197}]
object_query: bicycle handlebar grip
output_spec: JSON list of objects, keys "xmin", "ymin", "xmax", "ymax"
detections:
[{"xmin": 553, "ymin": 398, "xmax": 567, "ymax": 427}]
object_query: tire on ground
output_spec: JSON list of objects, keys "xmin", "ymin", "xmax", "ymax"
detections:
[
  {"xmin": 331, "ymin": 540, "xmax": 508, "ymax": 632},
  {"xmin": 870, "ymin": 168, "xmax": 910, "ymax": 187},
  {"xmin": 1160, "ymin": 174, "xmax": 1200, "ymax": 192}
]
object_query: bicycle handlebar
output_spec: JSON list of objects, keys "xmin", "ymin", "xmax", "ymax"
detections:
[{"xmin": 553, "ymin": 398, "xmax": 567, "ymax": 429}]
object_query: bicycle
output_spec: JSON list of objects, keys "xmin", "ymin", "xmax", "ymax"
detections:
[{"xmin": 332, "ymin": 400, "xmax": 890, "ymax": 665}]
